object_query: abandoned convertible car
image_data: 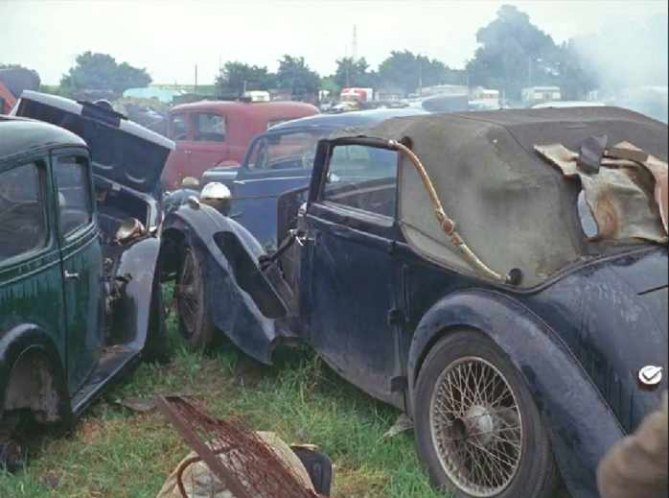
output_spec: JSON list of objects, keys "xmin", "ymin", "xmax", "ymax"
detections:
[
  {"xmin": 161, "ymin": 107, "xmax": 667, "ymax": 498},
  {"xmin": 0, "ymin": 102, "xmax": 173, "ymax": 466}
]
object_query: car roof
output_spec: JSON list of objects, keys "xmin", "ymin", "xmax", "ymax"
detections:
[
  {"xmin": 0, "ymin": 116, "xmax": 86, "ymax": 166},
  {"xmin": 362, "ymin": 106, "xmax": 668, "ymax": 287},
  {"xmin": 268, "ymin": 107, "xmax": 429, "ymax": 132},
  {"xmin": 171, "ymin": 100, "xmax": 318, "ymax": 116}
]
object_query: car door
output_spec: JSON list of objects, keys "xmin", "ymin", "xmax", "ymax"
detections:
[
  {"xmin": 0, "ymin": 158, "xmax": 67, "ymax": 365},
  {"xmin": 52, "ymin": 150, "xmax": 104, "ymax": 393},
  {"xmin": 302, "ymin": 142, "xmax": 404, "ymax": 405}
]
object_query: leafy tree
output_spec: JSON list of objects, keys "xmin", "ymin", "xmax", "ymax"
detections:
[
  {"xmin": 378, "ymin": 50, "xmax": 452, "ymax": 95},
  {"xmin": 334, "ymin": 57, "xmax": 377, "ymax": 88},
  {"xmin": 466, "ymin": 5, "xmax": 558, "ymax": 101},
  {"xmin": 60, "ymin": 52, "xmax": 151, "ymax": 96},
  {"xmin": 215, "ymin": 62, "xmax": 275, "ymax": 96},
  {"xmin": 0, "ymin": 64, "xmax": 41, "ymax": 96},
  {"xmin": 275, "ymin": 55, "xmax": 320, "ymax": 100},
  {"xmin": 555, "ymin": 40, "xmax": 597, "ymax": 100}
]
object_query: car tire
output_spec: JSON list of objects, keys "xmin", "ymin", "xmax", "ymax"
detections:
[
  {"xmin": 143, "ymin": 275, "xmax": 171, "ymax": 363},
  {"xmin": 175, "ymin": 244, "xmax": 217, "ymax": 349},
  {"xmin": 0, "ymin": 438, "xmax": 25, "ymax": 472},
  {"xmin": 414, "ymin": 330, "xmax": 558, "ymax": 498}
]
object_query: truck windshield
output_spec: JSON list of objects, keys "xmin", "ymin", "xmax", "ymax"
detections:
[{"xmin": 245, "ymin": 129, "xmax": 331, "ymax": 170}]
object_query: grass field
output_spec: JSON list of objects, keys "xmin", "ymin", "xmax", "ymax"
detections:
[{"xmin": 0, "ymin": 310, "xmax": 444, "ymax": 498}]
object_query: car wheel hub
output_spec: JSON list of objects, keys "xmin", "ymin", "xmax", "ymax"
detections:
[{"xmin": 429, "ymin": 356, "xmax": 523, "ymax": 497}]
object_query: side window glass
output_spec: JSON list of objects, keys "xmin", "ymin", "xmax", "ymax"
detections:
[
  {"xmin": 0, "ymin": 162, "xmax": 48, "ymax": 262},
  {"xmin": 54, "ymin": 155, "xmax": 94, "ymax": 237},
  {"xmin": 194, "ymin": 113, "xmax": 226, "ymax": 142},
  {"xmin": 170, "ymin": 113, "xmax": 188, "ymax": 140},
  {"xmin": 322, "ymin": 144, "xmax": 399, "ymax": 218}
]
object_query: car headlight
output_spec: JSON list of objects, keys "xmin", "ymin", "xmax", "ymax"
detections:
[
  {"xmin": 116, "ymin": 217, "xmax": 146, "ymax": 243},
  {"xmin": 200, "ymin": 182, "xmax": 232, "ymax": 215}
]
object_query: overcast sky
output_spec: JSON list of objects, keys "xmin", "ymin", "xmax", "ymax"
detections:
[{"xmin": 1, "ymin": 0, "xmax": 667, "ymax": 85}]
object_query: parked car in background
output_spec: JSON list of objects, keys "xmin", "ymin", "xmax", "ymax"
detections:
[
  {"xmin": 195, "ymin": 108, "xmax": 428, "ymax": 247},
  {"xmin": 532, "ymin": 100, "xmax": 606, "ymax": 109},
  {"xmin": 160, "ymin": 107, "xmax": 667, "ymax": 498},
  {"xmin": 0, "ymin": 81, "xmax": 15, "ymax": 114},
  {"xmin": 161, "ymin": 100, "xmax": 319, "ymax": 189},
  {"xmin": 0, "ymin": 108, "xmax": 173, "ymax": 467}
]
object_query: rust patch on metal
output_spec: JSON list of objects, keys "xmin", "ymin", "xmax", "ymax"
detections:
[{"xmin": 155, "ymin": 396, "xmax": 320, "ymax": 498}]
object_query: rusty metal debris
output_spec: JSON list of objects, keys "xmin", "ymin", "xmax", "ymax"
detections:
[{"xmin": 155, "ymin": 396, "xmax": 321, "ymax": 498}]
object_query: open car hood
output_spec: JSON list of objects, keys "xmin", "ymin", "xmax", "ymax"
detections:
[{"xmin": 12, "ymin": 91, "xmax": 174, "ymax": 195}]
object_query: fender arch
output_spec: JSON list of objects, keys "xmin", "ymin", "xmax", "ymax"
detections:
[
  {"xmin": 0, "ymin": 324, "xmax": 71, "ymax": 426},
  {"xmin": 112, "ymin": 237, "xmax": 161, "ymax": 349},
  {"xmin": 407, "ymin": 289, "xmax": 623, "ymax": 498},
  {"xmin": 160, "ymin": 204, "xmax": 286, "ymax": 364}
]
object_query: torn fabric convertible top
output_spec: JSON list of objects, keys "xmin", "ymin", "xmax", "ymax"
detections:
[{"xmin": 363, "ymin": 107, "xmax": 668, "ymax": 287}]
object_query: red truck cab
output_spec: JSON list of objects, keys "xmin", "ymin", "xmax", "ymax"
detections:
[
  {"xmin": 161, "ymin": 100, "xmax": 318, "ymax": 189},
  {"xmin": 0, "ymin": 82, "xmax": 16, "ymax": 114}
]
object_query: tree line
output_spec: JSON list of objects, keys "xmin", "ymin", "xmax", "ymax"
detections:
[{"xmin": 7, "ymin": 5, "xmax": 665, "ymax": 104}]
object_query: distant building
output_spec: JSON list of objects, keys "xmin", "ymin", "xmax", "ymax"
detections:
[
  {"xmin": 243, "ymin": 90, "xmax": 271, "ymax": 102},
  {"xmin": 522, "ymin": 86, "xmax": 562, "ymax": 106},
  {"xmin": 469, "ymin": 87, "xmax": 501, "ymax": 110},
  {"xmin": 123, "ymin": 86, "xmax": 186, "ymax": 103},
  {"xmin": 419, "ymin": 84, "xmax": 468, "ymax": 97}
]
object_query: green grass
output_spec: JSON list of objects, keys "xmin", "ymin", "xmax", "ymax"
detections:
[{"xmin": 0, "ymin": 311, "xmax": 442, "ymax": 498}]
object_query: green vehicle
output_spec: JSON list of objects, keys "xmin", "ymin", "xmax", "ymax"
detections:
[{"xmin": 0, "ymin": 107, "xmax": 173, "ymax": 469}]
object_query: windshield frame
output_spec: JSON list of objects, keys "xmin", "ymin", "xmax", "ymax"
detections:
[{"xmin": 240, "ymin": 125, "xmax": 336, "ymax": 173}]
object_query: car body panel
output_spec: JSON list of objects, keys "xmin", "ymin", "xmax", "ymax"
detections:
[
  {"xmin": 59, "ymin": 224, "xmax": 104, "ymax": 393},
  {"xmin": 161, "ymin": 203, "xmax": 290, "ymax": 363},
  {"xmin": 12, "ymin": 91, "xmax": 174, "ymax": 197}
]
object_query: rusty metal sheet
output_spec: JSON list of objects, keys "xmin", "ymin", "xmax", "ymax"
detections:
[{"xmin": 535, "ymin": 143, "xmax": 667, "ymax": 243}]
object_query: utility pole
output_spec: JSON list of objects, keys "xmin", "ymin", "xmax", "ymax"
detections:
[{"xmin": 352, "ymin": 24, "xmax": 358, "ymax": 61}]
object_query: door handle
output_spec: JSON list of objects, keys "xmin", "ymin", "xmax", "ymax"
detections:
[
  {"xmin": 64, "ymin": 270, "xmax": 80, "ymax": 281},
  {"xmin": 295, "ymin": 232, "xmax": 316, "ymax": 247}
]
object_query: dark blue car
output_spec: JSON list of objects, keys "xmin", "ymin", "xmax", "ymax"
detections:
[
  {"xmin": 194, "ymin": 108, "xmax": 427, "ymax": 248},
  {"xmin": 160, "ymin": 107, "xmax": 668, "ymax": 498}
]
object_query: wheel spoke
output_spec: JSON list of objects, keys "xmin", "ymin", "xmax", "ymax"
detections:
[{"xmin": 429, "ymin": 356, "xmax": 524, "ymax": 496}]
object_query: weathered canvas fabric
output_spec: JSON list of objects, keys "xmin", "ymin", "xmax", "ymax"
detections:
[{"xmin": 364, "ymin": 107, "xmax": 668, "ymax": 287}]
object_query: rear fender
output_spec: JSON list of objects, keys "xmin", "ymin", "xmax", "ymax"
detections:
[
  {"xmin": 162, "ymin": 203, "xmax": 288, "ymax": 364},
  {"xmin": 112, "ymin": 237, "xmax": 161, "ymax": 349},
  {"xmin": 0, "ymin": 324, "xmax": 70, "ymax": 425},
  {"xmin": 407, "ymin": 289, "xmax": 623, "ymax": 498}
]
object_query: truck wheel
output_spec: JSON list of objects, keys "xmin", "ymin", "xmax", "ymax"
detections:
[
  {"xmin": 413, "ymin": 330, "xmax": 558, "ymax": 498},
  {"xmin": 143, "ymin": 275, "xmax": 171, "ymax": 363},
  {"xmin": 176, "ymin": 245, "xmax": 216, "ymax": 349}
]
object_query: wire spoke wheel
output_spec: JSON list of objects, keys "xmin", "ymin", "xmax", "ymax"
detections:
[
  {"xmin": 429, "ymin": 356, "xmax": 523, "ymax": 497},
  {"xmin": 176, "ymin": 248, "xmax": 201, "ymax": 339}
]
